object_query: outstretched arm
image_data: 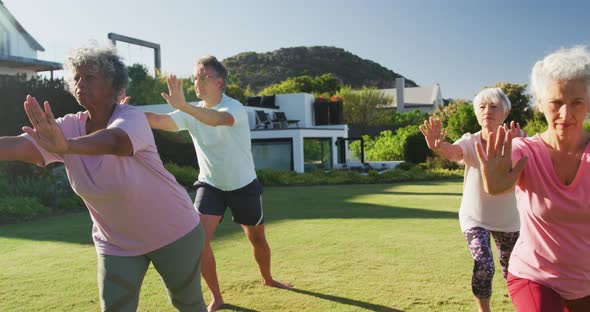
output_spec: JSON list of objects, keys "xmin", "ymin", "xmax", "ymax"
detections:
[
  {"xmin": 161, "ymin": 75, "xmax": 234, "ymax": 126},
  {"xmin": 0, "ymin": 136, "xmax": 43, "ymax": 164},
  {"xmin": 475, "ymin": 126, "xmax": 528, "ymax": 195},
  {"xmin": 22, "ymin": 96, "xmax": 133, "ymax": 157},
  {"xmin": 419, "ymin": 117, "xmax": 463, "ymax": 162}
]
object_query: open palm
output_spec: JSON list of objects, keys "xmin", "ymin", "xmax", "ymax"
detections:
[
  {"xmin": 419, "ymin": 117, "xmax": 446, "ymax": 151},
  {"xmin": 22, "ymin": 95, "xmax": 68, "ymax": 154}
]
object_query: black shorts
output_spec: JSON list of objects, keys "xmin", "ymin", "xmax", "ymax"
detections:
[{"xmin": 194, "ymin": 179, "xmax": 264, "ymax": 226}]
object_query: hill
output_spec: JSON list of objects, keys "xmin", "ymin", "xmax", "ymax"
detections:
[{"xmin": 222, "ymin": 46, "xmax": 418, "ymax": 92}]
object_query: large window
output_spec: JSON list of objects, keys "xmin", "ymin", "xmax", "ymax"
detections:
[
  {"xmin": 252, "ymin": 139, "xmax": 292, "ymax": 171},
  {"xmin": 304, "ymin": 138, "xmax": 332, "ymax": 171}
]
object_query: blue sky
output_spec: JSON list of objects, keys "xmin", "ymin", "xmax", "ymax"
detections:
[{"xmin": 3, "ymin": 0, "xmax": 590, "ymax": 100}]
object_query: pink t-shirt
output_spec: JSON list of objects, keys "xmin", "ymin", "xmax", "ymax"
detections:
[
  {"xmin": 509, "ymin": 134, "xmax": 590, "ymax": 300},
  {"xmin": 23, "ymin": 104, "xmax": 200, "ymax": 256}
]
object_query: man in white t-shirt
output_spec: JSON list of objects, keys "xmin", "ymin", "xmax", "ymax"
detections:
[{"xmin": 143, "ymin": 56, "xmax": 292, "ymax": 312}]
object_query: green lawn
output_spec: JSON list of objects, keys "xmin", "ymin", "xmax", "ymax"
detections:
[{"xmin": 0, "ymin": 180, "xmax": 515, "ymax": 311}]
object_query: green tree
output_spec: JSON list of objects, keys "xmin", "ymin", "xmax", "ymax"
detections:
[
  {"xmin": 127, "ymin": 64, "xmax": 197, "ymax": 105},
  {"xmin": 260, "ymin": 75, "xmax": 314, "ymax": 95},
  {"xmin": 312, "ymin": 73, "xmax": 341, "ymax": 95},
  {"xmin": 445, "ymin": 100, "xmax": 479, "ymax": 141},
  {"xmin": 486, "ymin": 82, "xmax": 532, "ymax": 126},
  {"xmin": 258, "ymin": 73, "xmax": 342, "ymax": 96},
  {"xmin": 225, "ymin": 83, "xmax": 250, "ymax": 104},
  {"xmin": 337, "ymin": 86, "xmax": 392, "ymax": 135}
]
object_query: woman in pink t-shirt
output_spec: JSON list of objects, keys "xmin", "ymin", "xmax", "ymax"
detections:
[
  {"xmin": 0, "ymin": 45, "xmax": 206, "ymax": 311},
  {"xmin": 476, "ymin": 46, "xmax": 590, "ymax": 311},
  {"xmin": 420, "ymin": 88, "xmax": 522, "ymax": 312}
]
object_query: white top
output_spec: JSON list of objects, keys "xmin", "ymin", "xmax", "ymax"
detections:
[
  {"xmin": 454, "ymin": 132, "xmax": 520, "ymax": 232},
  {"xmin": 169, "ymin": 94, "xmax": 257, "ymax": 191}
]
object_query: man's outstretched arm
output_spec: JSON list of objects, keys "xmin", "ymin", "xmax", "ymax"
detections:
[{"xmin": 145, "ymin": 112, "xmax": 178, "ymax": 132}]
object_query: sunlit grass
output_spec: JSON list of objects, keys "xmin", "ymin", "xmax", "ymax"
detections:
[{"xmin": 0, "ymin": 180, "xmax": 515, "ymax": 311}]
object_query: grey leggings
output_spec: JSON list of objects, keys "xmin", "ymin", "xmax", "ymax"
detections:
[
  {"xmin": 97, "ymin": 224, "xmax": 206, "ymax": 312},
  {"xmin": 463, "ymin": 227, "xmax": 519, "ymax": 299}
]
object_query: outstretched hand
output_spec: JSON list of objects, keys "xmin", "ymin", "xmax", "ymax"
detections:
[
  {"xmin": 503, "ymin": 120, "xmax": 527, "ymax": 139},
  {"xmin": 475, "ymin": 126, "xmax": 527, "ymax": 194},
  {"xmin": 161, "ymin": 75, "xmax": 188, "ymax": 111},
  {"xmin": 118, "ymin": 91, "xmax": 131, "ymax": 105},
  {"xmin": 22, "ymin": 95, "xmax": 68, "ymax": 154},
  {"xmin": 419, "ymin": 117, "xmax": 446, "ymax": 151}
]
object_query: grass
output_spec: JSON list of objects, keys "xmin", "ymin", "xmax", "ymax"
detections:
[{"xmin": 0, "ymin": 180, "xmax": 515, "ymax": 311}]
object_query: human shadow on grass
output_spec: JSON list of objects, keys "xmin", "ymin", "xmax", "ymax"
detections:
[
  {"xmin": 288, "ymin": 288, "xmax": 405, "ymax": 312},
  {"xmin": 0, "ymin": 182, "xmax": 459, "ymax": 244},
  {"xmin": 218, "ymin": 303, "xmax": 258, "ymax": 312}
]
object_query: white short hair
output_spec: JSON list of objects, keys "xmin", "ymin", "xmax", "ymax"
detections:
[
  {"xmin": 473, "ymin": 87, "xmax": 511, "ymax": 115},
  {"xmin": 530, "ymin": 46, "xmax": 590, "ymax": 107}
]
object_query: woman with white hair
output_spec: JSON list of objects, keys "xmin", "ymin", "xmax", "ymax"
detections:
[
  {"xmin": 420, "ymin": 88, "xmax": 523, "ymax": 312},
  {"xmin": 0, "ymin": 44, "xmax": 206, "ymax": 311},
  {"xmin": 476, "ymin": 46, "xmax": 590, "ymax": 311}
]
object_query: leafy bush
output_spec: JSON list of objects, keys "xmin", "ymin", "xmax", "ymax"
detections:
[
  {"xmin": 164, "ymin": 163, "xmax": 199, "ymax": 187},
  {"xmin": 395, "ymin": 162, "xmax": 416, "ymax": 171},
  {"xmin": 351, "ymin": 125, "xmax": 422, "ymax": 161},
  {"xmin": 256, "ymin": 166, "xmax": 462, "ymax": 186},
  {"xmin": 445, "ymin": 102, "xmax": 479, "ymax": 141},
  {"xmin": 0, "ymin": 196, "xmax": 48, "ymax": 223},
  {"xmin": 523, "ymin": 112, "xmax": 548, "ymax": 136},
  {"xmin": 419, "ymin": 156, "xmax": 462, "ymax": 170},
  {"xmin": 403, "ymin": 130, "xmax": 432, "ymax": 164}
]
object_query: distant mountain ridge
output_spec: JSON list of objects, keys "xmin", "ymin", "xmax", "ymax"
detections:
[{"xmin": 222, "ymin": 46, "xmax": 418, "ymax": 92}]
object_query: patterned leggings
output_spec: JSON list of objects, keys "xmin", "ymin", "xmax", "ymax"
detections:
[{"xmin": 463, "ymin": 227, "xmax": 520, "ymax": 299}]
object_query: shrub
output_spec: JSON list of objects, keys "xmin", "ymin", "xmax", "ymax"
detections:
[
  {"xmin": 403, "ymin": 130, "xmax": 432, "ymax": 164},
  {"xmin": 164, "ymin": 163, "xmax": 198, "ymax": 187},
  {"xmin": 523, "ymin": 112, "xmax": 548, "ymax": 136},
  {"xmin": 395, "ymin": 162, "xmax": 416, "ymax": 171},
  {"xmin": 0, "ymin": 196, "xmax": 48, "ymax": 223},
  {"xmin": 420, "ymin": 156, "xmax": 462, "ymax": 170}
]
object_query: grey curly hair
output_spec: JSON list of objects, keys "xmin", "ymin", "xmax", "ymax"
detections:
[{"xmin": 64, "ymin": 44, "xmax": 128, "ymax": 100}]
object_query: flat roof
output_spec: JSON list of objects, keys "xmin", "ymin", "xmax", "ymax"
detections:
[{"xmin": 0, "ymin": 54, "xmax": 62, "ymax": 72}]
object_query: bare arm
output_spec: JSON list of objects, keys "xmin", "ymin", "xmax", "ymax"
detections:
[
  {"xmin": 419, "ymin": 117, "xmax": 463, "ymax": 162},
  {"xmin": 161, "ymin": 75, "xmax": 234, "ymax": 126},
  {"xmin": 145, "ymin": 112, "xmax": 178, "ymax": 132},
  {"xmin": 22, "ymin": 96, "xmax": 133, "ymax": 157},
  {"xmin": 0, "ymin": 136, "xmax": 43, "ymax": 164}
]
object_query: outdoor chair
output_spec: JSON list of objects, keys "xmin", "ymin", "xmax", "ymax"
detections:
[
  {"xmin": 273, "ymin": 111, "xmax": 299, "ymax": 128},
  {"xmin": 255, "ymin": 110, "xmax": 281, "ymax": 129}
]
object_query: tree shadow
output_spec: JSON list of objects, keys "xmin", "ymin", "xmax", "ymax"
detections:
[
  {"xmin": 288, "ymin": 288, "xmax": 405, "ymax": 311},
  {"xmin": 0, "ymin": 181, "xmax": 460, "ymax": 245},
  {"xmin": 382, "ymin": 191, "xmax": 463, "ymax": 196}
]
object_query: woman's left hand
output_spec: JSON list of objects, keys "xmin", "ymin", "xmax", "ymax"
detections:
[
  {"xmin": 475, "ymin": 126, "xmax": 527, "ymax": 194},
  {"xmin": 503, "ymin": 120, "xmax": 527, "ymax": 138},
  {"xmin": 22, "ymin": 95, "xmax": 69, "ymax": 154}
]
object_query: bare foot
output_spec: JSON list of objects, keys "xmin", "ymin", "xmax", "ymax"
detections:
[
  {"xmin": 263, "ymin": 279, "xmax": 293, "ymax": 289},
  {"xmin": 207, "ymin": 298, "xmax": 224, "ymax": 312}
]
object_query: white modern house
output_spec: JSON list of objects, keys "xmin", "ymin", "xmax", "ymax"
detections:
[
  {"xmin": 379, "ymin": 78, "xmax": 444, "ymax": 113},
  {"xmin": 0, "ymin": 1, "xmax": 62, "ymax": 77},
  {"xmin": 137, "ymin": 93, "xmax": 349, "ymax": 173}
]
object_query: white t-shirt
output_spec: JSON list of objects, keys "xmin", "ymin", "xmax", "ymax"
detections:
[
  {"xmin": 169, "ymin": 94, "xmax": 257, "ymax": 191},
  {"xmin": 454, "ymin": 132, "xmax": 520, "ymax": 232}
]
